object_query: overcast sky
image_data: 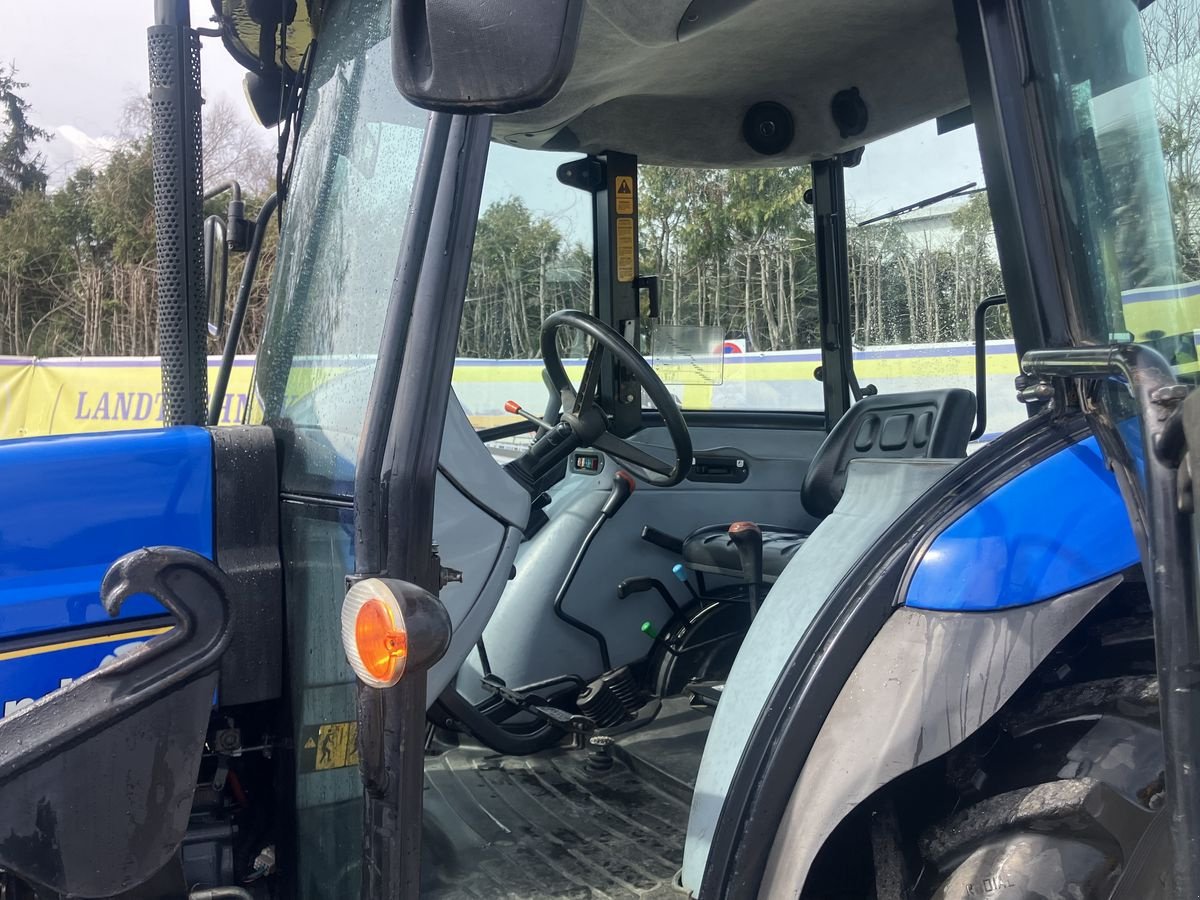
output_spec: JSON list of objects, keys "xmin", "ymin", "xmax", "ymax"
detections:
[
  {"xmin": 1, "ymin": 1, "xmax": 985, "ymax": 219},
  {"xmin": 1, "ymin": 0, "xmax": 267, "ymax": 184}
]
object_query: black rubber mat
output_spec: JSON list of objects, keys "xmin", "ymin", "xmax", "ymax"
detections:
[
  {"xmin": 422, "ymin": 743, "xmax": 690, "ymax": 899},
  {"xmin": 614, "ymin": 697, "xmax": 712, "ymax": 803}
]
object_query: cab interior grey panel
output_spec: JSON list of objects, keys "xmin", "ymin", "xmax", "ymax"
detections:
[
  {"xmin": 428, "ymin": 395, "xmax": 530, "ymax": 705},
  {"xmin": 457, "ymin": 425, "xmax": 825, "ymax": 701},
  {"xmin": 493, "ymin": 0, "xmax": 967, "ymax": 166},
  {"xmin": 682, "ymin": 458, "xmax": 959, "ymax": 891},
  {"xmin": 757, "ymin": 576, "xmax": 1121, "ymax": 898},
  {"xmin": 441, "ymin": 391, "xmax": 530, "ymax": 530},
  {"xmin": 426, "ymin": 523, "xmax": 522, "ymax": 706}
]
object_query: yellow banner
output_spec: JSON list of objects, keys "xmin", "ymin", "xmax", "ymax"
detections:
[
  {"xmin": 1, "ymin": 342, "xmax": 1029, "ymax": 442},
  {"xmin": 0, "ymin": 358, "xmax": 34, "ymax": 439},
  {"xmin": 0, "ymin": 357, "xmax": 255, "ymax": 440}
]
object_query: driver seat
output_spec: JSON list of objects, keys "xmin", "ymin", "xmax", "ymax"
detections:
[{"xmin": 680, "ymin": 389, "xmax": 977, "ymax": 583}]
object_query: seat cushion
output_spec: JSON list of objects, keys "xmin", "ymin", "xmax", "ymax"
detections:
[{"xmin": 681, "ymin": 523, "xmax": 807, "ymax": 583}]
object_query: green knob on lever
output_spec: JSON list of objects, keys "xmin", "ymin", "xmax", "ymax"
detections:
[{"xmin": 641, "ymin": 620, "xmax": 659, "ymax": 640}]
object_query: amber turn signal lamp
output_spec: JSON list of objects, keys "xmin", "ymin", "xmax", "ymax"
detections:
[{"xmin": 341, "ymin": 579, "xmax": 409, "ymax": 688}]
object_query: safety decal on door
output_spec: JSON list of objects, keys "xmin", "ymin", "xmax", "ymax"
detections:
[{"xmin": 299, "ymin": 721, "xmax": 360, "ymax": 772}]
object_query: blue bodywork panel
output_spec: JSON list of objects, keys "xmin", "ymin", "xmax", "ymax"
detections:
[
  {"xmin": 1, "ymin": 628, "xmax": 170, "ymax": 719},
  {"xmin": 905, "ymin": 435, "xmax": 1139, "ymax": 611},
  {"xmin": 0, "ymin": 428, "xmax": 213, "ymax": 715}
]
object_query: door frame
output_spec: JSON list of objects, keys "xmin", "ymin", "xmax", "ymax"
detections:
[{"xmin": 351, "ymin": 113, "xmax": 493, "ymax": 900}]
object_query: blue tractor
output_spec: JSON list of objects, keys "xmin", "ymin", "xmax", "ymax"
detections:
[{"xmin": 1, "ymin": 0, "xmax": 1198, "ymax": 898}]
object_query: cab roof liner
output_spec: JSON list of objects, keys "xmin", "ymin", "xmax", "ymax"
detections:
[{"xmin": 485, "ymin": 0, "xmax": 969, "ymax": 167}]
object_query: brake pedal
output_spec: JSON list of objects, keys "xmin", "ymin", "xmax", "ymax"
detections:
[{"xmin": 481, "ymin": 675, "xmax": 596, "ymax": 734}]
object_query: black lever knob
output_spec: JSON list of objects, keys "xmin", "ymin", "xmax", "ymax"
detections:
[{"xmin": 617, "ymin": 576, "xmax": 681, "ymax": 615}]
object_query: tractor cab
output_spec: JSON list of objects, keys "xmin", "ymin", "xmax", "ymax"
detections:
[{"xmin": 1, "ymin": 0, "xmax": 1199, "ymax": 899}]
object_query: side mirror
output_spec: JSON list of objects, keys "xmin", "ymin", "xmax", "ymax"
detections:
[
  {"xmin": 204, "ymin": 214, "xmax": 229, "ymax": 338},
  {"xmin": 390, "ymin": 0, "xmax": 585, "ymax": 113}
]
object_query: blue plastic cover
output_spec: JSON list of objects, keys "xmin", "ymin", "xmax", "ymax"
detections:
[
  {"xmin": 905, "ymin": 435, "xmax": 1140, "ymax": 611},
  {"xmin": 0, "ymin": 427, "xmax": 213, "ymax": 717}
]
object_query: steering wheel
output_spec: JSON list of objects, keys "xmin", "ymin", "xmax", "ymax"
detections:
[{"xmin": 530, "ymin": 309, "xmax": 693, "ymax": 487}]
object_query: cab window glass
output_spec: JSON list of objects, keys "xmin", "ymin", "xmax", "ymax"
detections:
[
  {"xmin": 451, "ymin": 145, "xmax": 592, "ymax": 450},
  {"xmin": 844, "ymin": 120, "xmax": 1021, "ymax": 436},
  {"xmin": 1025, "ymin": 0, "xmax": 1200, "ymax": 378},
  {"xmin": 249, "ymin": 0, "xmax": 425, "ymax": 496},
  {"xmin": 636, "ymin": 167, "xmax": 823, "ymax": 411}
]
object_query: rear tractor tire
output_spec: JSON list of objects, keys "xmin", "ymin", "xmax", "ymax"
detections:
[{"xmin": 920, "ymin": 676, "xmax": 1166, "ymax": 900}]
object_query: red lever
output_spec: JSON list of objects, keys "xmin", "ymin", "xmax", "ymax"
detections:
[
  {"xmin": 504, "ymin": 400, "xmax": 521, "ymax": 415},
  {"xmin": 601, "ymin": 470, "xmax": 636, "ymax": 518}
]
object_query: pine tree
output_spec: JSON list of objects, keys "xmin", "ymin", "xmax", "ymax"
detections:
[{"xmin": 0, "ymin": 63, "xmax": 50, "ymax": 217}]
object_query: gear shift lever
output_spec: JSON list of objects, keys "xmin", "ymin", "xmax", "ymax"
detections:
[{"xmin": 728, "ymin": 521, "xmax": 763, "ymax": 617}]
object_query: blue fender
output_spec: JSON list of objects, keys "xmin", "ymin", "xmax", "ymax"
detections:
[
  {"xmin": 0, "ymin": 427, "xmax": 213, "ymax": 717},
  {"xmin": 905, "ymin": 435, "xmax": 1139, "ymax": 610}
]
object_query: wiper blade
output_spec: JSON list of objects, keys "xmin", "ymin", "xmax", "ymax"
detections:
[{"xmin": 856, "ymin": 182, "xmax": 981, "ymax": 227}]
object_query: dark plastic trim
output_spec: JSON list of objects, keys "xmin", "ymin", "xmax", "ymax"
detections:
[
  {"xmin": 211, "ymin": 425, "xmax": 283, "ymax": 705},
  {"xmin": 0, "ymin": 547, "xmax": 232, "ymax": 897},
  {"xmin": 353, "ymin": 113, "xmax": 492, "ymax": 900}
]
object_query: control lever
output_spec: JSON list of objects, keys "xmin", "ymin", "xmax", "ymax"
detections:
[
  {"xmin": 553, "ymin": 471, "xmax": 637, "ymax": 671},
  {"xmin": 601, "ymin": 470, "xmax": 635, "ymax": 518},
  {"xmin": 641, "ymin": 525, "xmax": 684, "ymax": 554},
  {"xmin": 671, "ymin": 563, "xmax": 701, "ymax": 602},
  {"xmin": 641, "ymin": 620, "xmax": 680, "ymax": 657},
  {"xmin": 728, "ymin": 521, "xmax": 764, "ymax": 617},
  {"xmin": 618, "ymin": 576, "xmax": 681, "ymax": 616},
  {"xmin": 505, "ymin": 399, "xmax": 551, "ymax": 430}
]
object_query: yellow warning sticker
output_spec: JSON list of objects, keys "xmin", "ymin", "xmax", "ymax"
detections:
[
  {"xmin": 298, "ymin": 721, "xmax": 360, "ymax": 772},
  {"xmin": 616, "ymin": 217, "xmax": 636, "ymax": 282},
  {"xmin": 614, "ymin": 175, "xmax": 635, "ymax": 214}
]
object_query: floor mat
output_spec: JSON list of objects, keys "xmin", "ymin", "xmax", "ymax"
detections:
[
  {"xmin": 615, "ymin": 697, "xmax": 712, "ymax": 803},
  {"xmin": 422, "ymin": 743, "xmax": 690, "ymax": 899}
]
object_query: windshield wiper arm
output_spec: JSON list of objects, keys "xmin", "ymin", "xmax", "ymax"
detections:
[{"xmin": 856, "ymin": 182, "xmax": 981, "ymax": 227}]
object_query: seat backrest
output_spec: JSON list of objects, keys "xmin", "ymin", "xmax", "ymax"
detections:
[{"xmin": 800, "ymin": 388, "xmax": 976, "ymax": 518}]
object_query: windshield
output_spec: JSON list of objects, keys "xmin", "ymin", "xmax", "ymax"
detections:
[
  {"xmin": 1024, "ymin": 0, "xmax": 1196, "ymax": 374},
  {"xmin": 248, "ymin": 0, "xmax": 426, "ymax": 496}
]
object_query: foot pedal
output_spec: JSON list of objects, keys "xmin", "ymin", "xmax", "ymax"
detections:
[
  {"xmin": 481, "ymin": 675, "xmax": 596, "ymax": 734},
  {"xmin": 577, "ymin": 678, "xmax": 633, "ymax": 728},
  {"xmin": 599, "ymin": 666, "xmax": 641, "ymax": 714},
  {"xmin": 688, "ymin": 680, "xmax": 724, "ymax": 709}
]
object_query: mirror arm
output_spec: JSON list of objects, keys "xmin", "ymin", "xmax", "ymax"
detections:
[
  {"xmin": 207, "ymin": 192, "xmax": 278, "ymax": 426},
  {"xmin": 203, "ymin": 180, "xmax": 242, "ymax": 202},
  {"xmin": 205, "ymin": 180, "xmax": 250, "ymax": 252}
]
